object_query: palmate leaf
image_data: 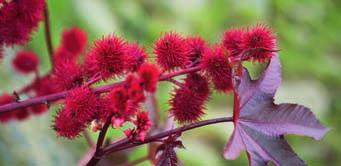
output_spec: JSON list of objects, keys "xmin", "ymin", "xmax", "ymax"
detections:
[{"xmin": 224, "ymin": 55, "xmax": 329, "ymax": 166}]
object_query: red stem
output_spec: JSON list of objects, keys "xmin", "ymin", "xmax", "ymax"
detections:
[
  {"xmin": 102, "ymin": 117, "xmax": 232, "ymax": 156},
  {"xmin": 43, "ymin": 4, "xmax": 54, "ymax": 67},
  {"xmin": 0, "ymin": 66, "xmax": 200, "ymax": 113},
  {"xmin": 87, "ymin": 115, "xmax": 113, "ymax": 166}
]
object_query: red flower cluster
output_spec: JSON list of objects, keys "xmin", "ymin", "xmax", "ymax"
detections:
[
  {"xmin": 108, "ymin": 72, "xmax": 150, "ymax": 127},
  {"xmin": 52, "ymin": 27, "xmax": 88, "ymax": 91},
  {"xmin": 0, "ymin": 0, "xmax": 45, "ymax": 48},
  {"xmin": 222, "ymin": 25, "xmax": 277, "ymax": 62},
  {"xmin": 138, "ymin": 63, "xmax": 160, "ymax": 93},
  {"xmin": 124, "ymin": 111, "xmax": 152, "ymax": 141},
  {"xmin": 12, "ymin": 50, "xmax": 39, "ymax": 74},
  {"xmin": 169, "ymin": 73, "xmax": 210, "ymax": 123}
]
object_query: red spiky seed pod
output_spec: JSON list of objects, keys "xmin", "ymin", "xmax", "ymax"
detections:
[
  {"xmin": 125, "ymin": 43, "xmax": 147, "ymax": 72},
  {"xmin": 53, "ymin": 86, "xmax": 98, "ymax": 139},
  {"xmin": 12, "ymin": 50, "xmax": 39, "ymax": 74},
  {"xmin": 124, "ymin": 111, "xmax": 152, "ymax": 141},
  {"xmin": 201, "ymin": 45, "xmax": 233, "ymax": 92},
  {"xmin": 53, "ymin": 108, "xmax": 86, "ymax": 139},
  {"xmin": 184, "ymin": 73, "xmax": 210, "ymax": 99},
  {"xmin": 222, "ymin": 28, "xmax": 246, "ymax": 58},
  {"xmin": 0, "ymin": 93, "xmax": 15, "ymax": 123},
  {"xmin": 241, "ymin": 25, "xmax": 277, "ymax": 61},
  {"xmin": 169, "ymin": 73, "xmax": 210, "ymax": 124},
  {"xmin": 89, "ymin": 34, "xmax": 127, "ymax": 78},
  {"xmin": 52, "ymin": 60, "xmax": 84, "ymax": 91},
  {"xmin": 186, "ymin": 36, "xmax": 207, "ymax": 64},
  {"xmin": 64, "ymin": 86, "xmax": 98, "ymax": 123},
  {"xmin": 53, "ymin": 46, "xmax": 78, "ymax": 65},
  {"xmin": 32, "ymin": 75, "xmax": 58, "ymax": 96},
  {"xmin": 138, "ymin": 63, "xmax": 160, "ymax": 93},
  {"xmin": 169, "ymin": 87, "xmax": 206, "ymax": 124},
  {"xmin": 61, "ymin": 27, "xmax": 87, "ymax": 56},
  {"xmin": 0, "ymin": 0, "xmax": 45, "ymax": 45},
  {"xmin": 154, "ymin": 32, "xmax": 188, "ymax": 71}
]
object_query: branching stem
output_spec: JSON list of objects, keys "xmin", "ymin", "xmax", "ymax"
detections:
[
  {"xmin": 86, "ymin": 117, "xmax": 233, "ymax": 165},
  {"xmin": 0, "ymin": 66, "xmax": 201, "ymax": 113}
]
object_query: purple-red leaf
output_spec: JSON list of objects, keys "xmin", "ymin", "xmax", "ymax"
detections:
[{"xmin": 224, "ymin": 55, "xmax": 328, "ymax": 166}]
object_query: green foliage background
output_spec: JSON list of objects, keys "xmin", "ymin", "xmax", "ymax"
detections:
[{"xmin": 1, "ymin": 0, "xmax": 340, "ymax": 165}]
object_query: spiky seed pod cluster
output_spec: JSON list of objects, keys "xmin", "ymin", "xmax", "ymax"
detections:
[
  {"xmin": 222, "ymin": 25, "xmax": 276, "ymax": 62},
  {"xmin": 154, "ymin": 32, "xmax": 189, "ymax": 71},
  {"xmin": 169, "ymin": 73, "xmax": 210, "ymax": 124},
  {"xmin": 1, "ymin": 23, "xmax": 278, "ymax": 141},
  {"xmin": 53, "ymin": 86, "xmax": 99, "ymax": 139},
  {"xmin": 12, "ymin": 51, "xmax": 39, "ymax": 74}
]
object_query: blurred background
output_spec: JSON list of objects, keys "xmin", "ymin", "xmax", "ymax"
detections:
[{"xmin": 1, "ymin": 0, "xmax": 341, "ymax": 165}]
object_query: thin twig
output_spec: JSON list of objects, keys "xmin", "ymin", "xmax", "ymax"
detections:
[
  {"xmin": 0, "ymin": 66, "xmax": 201, "ymax": 113},
  {"xmin": 43, "ymin": 4, "xmax": 54, "ymax": 67}
]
